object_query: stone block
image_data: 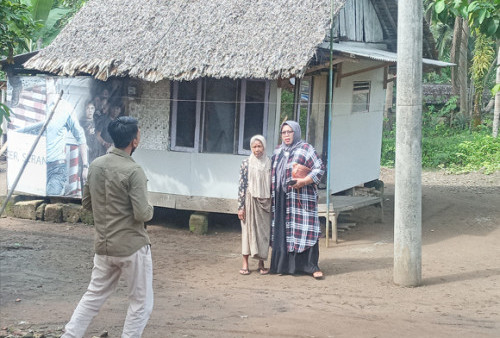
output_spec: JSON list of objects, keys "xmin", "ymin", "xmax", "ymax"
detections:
[
  {"xmin": 80, "ymin": 208, "xmax": 94, "ymax": 225},
  {"xmin": 36, "ymin": 203, "xmax": 47, "ymax": 220},
  {"xmin": 0, "ymin": 195, "xmax": 26, "ymax": 217},
  {"xmin": 11, "ymin": 200, "xmax": 45, "ymax": 220},
  {"xmin": 44, "ymin": 203, "xmax": 64, "ymax": 223},
  {"xmin": 189, "ymin": 212, "xmax": 209, "ymax": 235},
  {"xmin": 62, "ymin": 203, "xmax": 82, "ymax": 223}
]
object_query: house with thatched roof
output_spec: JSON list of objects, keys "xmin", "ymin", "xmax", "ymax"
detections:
[{"xmin": 3, "ymin": 0, "xmax": 451, "ymax": 218}]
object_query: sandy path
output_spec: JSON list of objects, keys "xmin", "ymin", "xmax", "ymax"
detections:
[{"xmin": 1, "ymin": 168, "xmax": 499, "ymax": 337}]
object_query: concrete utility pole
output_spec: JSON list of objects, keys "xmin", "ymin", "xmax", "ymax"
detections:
[{"xmin": 394, "ymin": 0, "xmax": 422, "ymax": 286}]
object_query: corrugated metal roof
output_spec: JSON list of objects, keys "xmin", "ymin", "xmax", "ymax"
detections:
[{"xmin": 330, "ymin": 43, "xmax": 454, "ymax": 67}]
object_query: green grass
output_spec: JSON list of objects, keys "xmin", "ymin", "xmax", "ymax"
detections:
[{"xmin": 382, "ymin": 120, "xmax": 500, "ymax": 174}]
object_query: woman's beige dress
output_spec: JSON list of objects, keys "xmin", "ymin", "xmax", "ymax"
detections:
[{"xmin": 238, "ymin": 156, "xmax": 271, "ymax": 260}]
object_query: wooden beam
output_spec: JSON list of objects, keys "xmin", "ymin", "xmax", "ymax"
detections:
[
  {"xmin": 335, "ymin": 62, "xmax": 342, "ymax": 88},
  {"xmin": 305, "ymin": 57, "xmax": 357, "ymax": 75},
  {"xmin": 384, "ymin": 66, "xmax": 388, "ymax": 89},
  {"xmin": 384, "ymin": 66, "xmax": 396, "ymax": 89},
  {"xmin": 339, "ymin": 62, "xmax": 395, "ymax": 81}
]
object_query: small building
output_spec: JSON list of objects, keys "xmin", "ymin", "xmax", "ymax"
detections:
[{"xmin": 4, "ymin": 0, "xmax": 451, "ymax": 219}]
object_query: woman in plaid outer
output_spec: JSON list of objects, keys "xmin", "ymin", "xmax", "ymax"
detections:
[{"xmin": 269, "ymin": 121, "xmax": 325, "ymax": 279}]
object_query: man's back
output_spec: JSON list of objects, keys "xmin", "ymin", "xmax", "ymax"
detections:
[{"xmin": 83, "ymin": 147, "xmax": 153, "ymax": 257}]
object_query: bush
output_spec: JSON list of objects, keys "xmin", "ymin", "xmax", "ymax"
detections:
[{"xmin": 382, "ymin": 112, "xmax": 499, "ymax": 174}]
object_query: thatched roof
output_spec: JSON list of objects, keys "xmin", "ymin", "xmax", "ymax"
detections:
[
  {"xmin": 24, "ymin": 0, "xmax": 345, "ymax": 82},
  {"xmin": 422, "ymin": 83, "xmax": 453, "ymax": 104}
]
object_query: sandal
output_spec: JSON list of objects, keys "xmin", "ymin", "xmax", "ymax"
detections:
[
  {"xmin": 258, "ymin": 268, "xmax": 269, "ymax": 275},
  {"xmin": 312, "ymin": 271, "xmax": 324, "ymax": 279},
  {"xmin": 239, "ymin": 268, "xmax": 250, "ymax": 275}
]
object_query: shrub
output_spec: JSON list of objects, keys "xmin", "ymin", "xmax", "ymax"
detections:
[{"xmin": 381, "ymin": 110, "xmax": 499, "ymax": 174}]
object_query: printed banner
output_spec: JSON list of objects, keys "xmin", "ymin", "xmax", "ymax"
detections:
[{"xmin": 6, "ymin": 76, "xmax": 127, "ymax": 197}]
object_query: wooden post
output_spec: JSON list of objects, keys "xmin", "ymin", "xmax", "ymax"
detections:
[{"xmin": 394, "ymin": 0, "xmax": 422, "ymax": 287}]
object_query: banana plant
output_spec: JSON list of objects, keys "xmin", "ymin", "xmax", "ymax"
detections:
[{"xmin": 21, "ymin": 0, "xmax": 71, "ymax": 51}]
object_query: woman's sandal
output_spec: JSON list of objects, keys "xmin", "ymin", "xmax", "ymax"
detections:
[
  {"xmin": 258, "ymin": 268, "xmax": 269, "ymax": 275},
  {"xmin": 239, "ymin": 268, "xmax": 250, "ymax": 275},
  {"xmin": 313, "ymin": 271, "xmax": 324, "ymax": 279}
]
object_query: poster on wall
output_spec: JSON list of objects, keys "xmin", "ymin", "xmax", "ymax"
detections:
[{"xmin": 6, "ymin": 75, "xmax": 127, "ymax": 197}]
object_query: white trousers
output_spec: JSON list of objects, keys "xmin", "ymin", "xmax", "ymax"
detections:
[{"xmin": 62, "ymin": 245, "xmax": 154, "ymax": 338}]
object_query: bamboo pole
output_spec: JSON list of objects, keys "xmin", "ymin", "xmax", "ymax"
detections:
[{"xmin": 325, "ymin": 0, "xmax": 335, "ymax": 247}]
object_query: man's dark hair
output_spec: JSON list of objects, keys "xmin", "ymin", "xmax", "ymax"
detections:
[{"xmin": 108, "ymin": 116, "xmax": 138, "ymax": 148}]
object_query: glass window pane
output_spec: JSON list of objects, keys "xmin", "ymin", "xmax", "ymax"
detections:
[
  {"xmin": 242, "ymin": 81, "xmax": 266, "ymax": 150},
  {"xmin": 204, "ymin": 79, "xmax": 237, "ymax": 153},
  {"xmin": 352, "ymin": 81, "xmax": 370, "ymax": 113},
  {"xmin": 175, "ymin": 81, "xmax": 198, "ymax": 148}
]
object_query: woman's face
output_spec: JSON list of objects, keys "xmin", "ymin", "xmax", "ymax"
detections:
[
  {"xmin": 281, "ymin": 125, "xmax": 294, "ymax": 146},
  {"xmin": 251, "ymin": 140, "xmax": 264, "ymax": 158}
]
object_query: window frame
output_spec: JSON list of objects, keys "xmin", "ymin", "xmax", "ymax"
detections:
[
  {"xmin": 294, "ymin": 76, "xmax": 312, "ymax": 141},
  {"xmin": 171, "ymin": 78, "xmax": 269, "ymax": 155},
  {"xmin": 237, "ymin": 79, "xmax": 270, "ymax": 155},
  {"xmin": 171, "ymin": 80, "xmax": 202, "ymax": 152},
  {"xmin": 201, "ymin": 78, "xmax": 239, "ymax": 154},
  {"xmin": 351, "ymin": 81, "xmax": 371, "ymax": 114}
]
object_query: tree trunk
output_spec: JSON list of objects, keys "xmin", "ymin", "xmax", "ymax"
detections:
[
  {"xmin": 493, "ymin": 46, "xmax": 500, "ymax": 137},
  {"xmin": 450, "ymin": 17, "xmax": 463, "ymax": 96},
  {"xmin": 384, "ymin": 75, "xmax": 394, "ymax": 130},
  {"xmin": 459, "ymin": 22, "xmax": 469, "ymax": 116},
  {"xmin": 472, "ymin": 90, "xmax": 483, "ymax": 128}
]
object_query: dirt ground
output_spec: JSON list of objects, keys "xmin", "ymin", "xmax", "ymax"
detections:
[{"xmin": 0, "ymin": 168, "xmax": 499, "ymax": 338}]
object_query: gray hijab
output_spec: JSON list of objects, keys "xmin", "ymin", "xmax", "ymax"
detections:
[{"xmin": 276, "ymin": 121, "xmax": 304, "ymax": 189}]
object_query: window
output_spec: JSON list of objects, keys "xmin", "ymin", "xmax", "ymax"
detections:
[
  {"xmin": 171, "ymin": 80, "xmax": 201, "ymax": 151},
  {"xmin": 203, "ymin": 78, "xmax": 238, "ymax": 153},
  {"xmin": 352, "ymin": 81, "xmax": 371, "ymax": 113},
  {"xmin": 171, "ymin": 78, "xmax": 269, "ymax": 154},
  {"xmin": 238, "ymin": 80, "xmax": 269, "ymax": 153},
  {"xmin": 295, "ymin": 77, "xmax": 312, "ymax": 141}
]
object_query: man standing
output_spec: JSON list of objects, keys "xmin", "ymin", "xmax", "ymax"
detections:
[
  {"xmin": 45, "ymin": 78, "xmax": 88, "ymax": 195},
  {"xmin": 62, "ymin": 116, "xmax": 154, "ymax": 338}
]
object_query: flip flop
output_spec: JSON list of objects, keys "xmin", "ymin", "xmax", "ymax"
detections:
[
  {"xmin": 258, "ymin": 268, "xmax": 269, "ymax": 275},
  {"xmin": 239, "ymin": 268, "xmax": 250, "ymax": 275}
]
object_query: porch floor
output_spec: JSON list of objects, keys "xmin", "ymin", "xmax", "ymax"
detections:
[{"xmin": 317, "ymin": 191, "xmax": 383, "ymax": 247}]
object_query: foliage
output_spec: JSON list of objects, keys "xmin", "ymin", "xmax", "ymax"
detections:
[
  {"xmin": 423, "ymin": 68, "xmax": 452, "ymax": 84},
  {"xmin": 0, "ymin": 103, "xmax": 11, "ymax": 132},
  {"xmin": 17, "ymin": 0, "xmax": 74, "ymax": 52},
  {"xmin": 432, "ymin": 0, "xmax": 500, "ymax": 40},
  {"xmin": 470, "ymin": 32, "xmax": 495, "ymax": 88},
  {"xmin": 0, "ymin": 0, "xmax": 38, "ymax": 135},
  {"xmin": 280, "ymin": 88, "xmax": 294, "ymax": 124},
  {"xmin": 382, "ymin": 101, "xmax": 500, "ymax": 173},
  {"xmin": 446, "ymin": 133, "xmax": 500, "ymax": 174},
  {"xmin": 0, "ymin": 0, "xmax": 38, "ymax": 62}
]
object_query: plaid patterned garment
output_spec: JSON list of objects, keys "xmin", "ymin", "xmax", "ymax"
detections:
[{"xmin": 271, "ymin": 143, "xmax": 324, "ymax": 253}]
